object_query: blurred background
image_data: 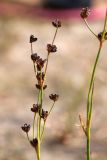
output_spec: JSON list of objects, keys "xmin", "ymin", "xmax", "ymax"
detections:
[{"xmin": 0, "ymin": 0, "xmax": 107, "ymax": 160}]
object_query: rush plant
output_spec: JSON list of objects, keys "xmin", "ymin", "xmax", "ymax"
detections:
[
  {"xmin": 79, "ymin": 8, "xmax": 107, "ymax": 160},
  {"xmin": 21, "ymin": 19, "xmax": 61, "ymax": 160}
]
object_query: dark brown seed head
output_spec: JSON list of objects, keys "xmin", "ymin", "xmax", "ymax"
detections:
[
  {"xmin": 43, "ymin": 85, "xmax": 47, "ymax": 90},
  {"xmin": 80, "ymin": 7, "xmax": 90, "ymax": 19},
  {"xmin": 30, "ymin": 35, "xmax": 37, "ymax": 43},
  {"xmin": 98, "ymin": 32, "xmax": 103, "ymax": 41},
  {"xmin": 36, "ymin": 72, "xmax": 45, "ymax": 81},
  {"xmin": 98, "ymin": 31, "xmax": 107, "ymax": 41},
  {"xmin": 31, "ymin": 104, "xmax": 40, "ymax": 113},
  {"xmin": 41, "ymin": 109, "xmax": 48, "ymax": 121},
  {"xmin": 49, "ymin": 94, "xmax": 59, "ymax": 102},
  {"xmin": 31, "ymin": 53, "xmax": 40, "ymax": 63},
  {"xmin": 47, "ymin": 44, "xmax": 57, "ymax": 53},
  {"xmin": 52, "ymin": 19, "xmax": 61, "ymax": 28},
  {"xmin": 21, "ymin": 123, "xmax": 30, "ymax": 133},
  {"xmin": 37, "ymin": 58, "xmax": 46, "ymax": 71},
  {"xmin": 35, "ymin": 84, "xmax": 47, "ymax": 90},
  {"xmin": 30, "ymin": 138, "xmax": 38, "ymax": 148},
  {"xmin": 36, "ymin": 84, "xmax": 41, "ymax": 90}
]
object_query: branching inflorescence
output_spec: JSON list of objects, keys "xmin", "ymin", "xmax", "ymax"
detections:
[
  {"xmin": 21, "ymin": 19, "xmax": 61, "ymax": 160},
  {"xmin": 80, "ymin": 7, "xmax": 107, "ymax": 160}
]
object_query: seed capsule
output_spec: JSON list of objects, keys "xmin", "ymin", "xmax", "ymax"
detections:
[
  {"xmin": 49, "ymin": 94, "xmax": 59, "ymax": 102},
  {"xmin": 80, "ymin": 7, "xmax": 90, "ymax": 19},
  {"xmin": 30, "ymin": 35, "xmax": 37, "ymax": 43},
  {"xmin": 52, "ymin": 19, "xmax": 61, "ymax": 28},
  {"xmin": 21, "ymin": 123, "xmax": 30, "ymax": 133}
]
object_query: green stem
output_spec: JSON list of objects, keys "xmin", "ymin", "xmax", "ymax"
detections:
[
  {"xmin": 33, "ymin": 113, "xmax": 36, "ymax": 139},
  {"xmin": 84, "ymin": 19, "xmax": 97, "ymax": 38},
  {"xmin": 87, "ymin": 42, "xmax": 102, "ymax": 120},
  {"xmin": 37, "ymin": 118, "xmax": 40, "ymax": 160},
  {"xmin": 40, "ymin": 101, "xmax": 55, "ymax": 141},
  {"xmin": 86, "ymin": 42, "xmax": 102, "ymax": 160},
  {"xmin": 37, "ymin": 84, "xmax": 43, "ymax": 160},
  {"xmin": 40, "ymin": 121, "xmax": 46, "ymax": 141},
  {"xmin": 86, "ymin": 12, "xmax": 107, "ymax": 157},
  {"xmin": 39, "ymin": 87, "xmax": 43, "ymax": 137},
  {"xmin": 86, "ymin": 82, "xmax": 94, "ymax": 160},
  {"xmin": 86, "ymin": 14, "xmax": 107, "ymax": 160},
  {"xmin": 87, "ymin": 128, "xmax": 91, "ymax": 160},
  {"xmin": 102, "ymin": 9, "xmax": 107, "ymax": 40},
  {"xmin": 88, "ymin": 82, "xmax": 94, "ymax": 126},
  {"xmin": 32, "ymin": 90, "xmax": 41, "ymax": 140}
]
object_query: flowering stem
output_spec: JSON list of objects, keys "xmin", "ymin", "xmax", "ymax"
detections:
[
  {"xmin": 86, "ymin": 41, "xmax": 102, "ymax": 160},
  {"xmin": 87, "ymin": 42, "xmax": 102, "ymax": 119},
  {"xmin": 86, "ymin": 9, "xmax": 107, "ymax": 160}
]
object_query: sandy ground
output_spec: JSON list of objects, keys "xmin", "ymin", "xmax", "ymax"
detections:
[{"xmin": 0, "ymin": 13, "xmax": 107, "ymax": 160}]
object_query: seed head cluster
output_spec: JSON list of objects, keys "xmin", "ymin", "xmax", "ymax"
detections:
[
  {"xmin": 80, "ymin": 7, "xmax": 90, "ymax": 19},
  {"xmin": 52, "ymin": 19, "xmax": 61, "ymax": 28},
  {"xmin": 21, "ymin": 123, "xmax": 30, "ymax": 133},
  {"xmin": 21, "ymin": 20, "xmax": 61, "ymax": 154}
]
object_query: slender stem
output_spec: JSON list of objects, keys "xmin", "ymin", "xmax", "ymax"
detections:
[
  {"xmin": 87, "ymin": 128, "xmax": 91, "ymax": 160},
  {"xmin": 86, "ymin": 82, "xmax": 94, "ymax": 160},
  {"xmin": 102, "ymin": 9, "xmax": 107, "ymax": 41},
  {"xmin": 84, "ymin": 19, "xmax": 97, "ymax": 38},
  {"xmin": 86, "ymin": 42, "xmax": 102, "ymax": 160},
  {"xmin": 44, "ymin": 26, "xmax": 59, "ymax": 84},
  {"xmin": 52, "ymin": 27, "xmax": 58, "ymax": 45},
  {"xmin": 88, "ymin": 82, "xmax": 94, "ymax": 126},
  {"xmin": 40, "ymin": 101, "xmax": 55, "ymax": 141},
  {"xmin": 37, "ymin": 77, "xmax": 43, "ymax": 160},
  {"xmin": 86, "ymin": 11, "xmax": 107, "ymax": 160},
  {"xmin": 33, "ymin": 62, "xmax": 37, "ymax": 78},
  {"xmin": 33, "ymin": 113, "xmax": 36, "ymax": 139},
  {"xmin": 37, "ymin": 118, "xmax": 40, "ymax": 160},
  {"xmin": 48, "ymin": 101, "xmax": 55, "ymax": 116},
  {"xmin": 32, "ymin": 90, "xmax": 41, "ymax": 140},
  {"xmin": 31, "ymin": 43, "xmax": 33, "ymax": 54},
  {"xmin": 44, "ymin": 53, "xmax": 49, "ymax": 81},
  {"xmin": 26, "ymin": 132, "xmax": 30, "ymax": 142},
  {"xmin": 39, "ymin": 87, "xmax": 43, "ymax": 137},
  {"xmin": 40, "ymin": 121, "xmax": 46, "ymax": 141},
  {"xmin": 87, "ymin": 42, "xmax": 102, "ymax": 120}
]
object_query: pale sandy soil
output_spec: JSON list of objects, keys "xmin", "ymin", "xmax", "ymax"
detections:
[{"xmin": 0, "ymin": 15, "xmax": 107, "ymax": 160}]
